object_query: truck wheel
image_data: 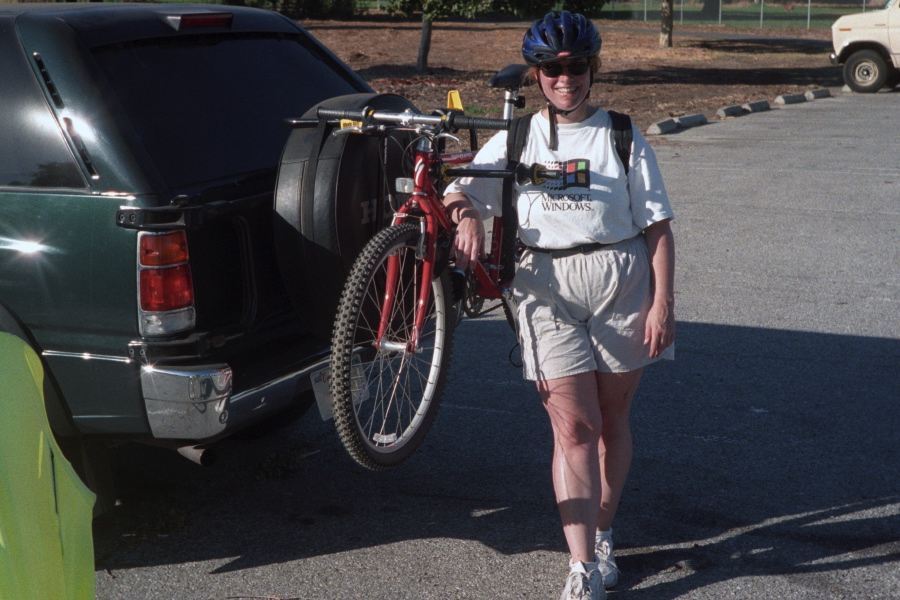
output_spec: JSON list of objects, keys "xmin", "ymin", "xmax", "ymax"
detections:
[{"xmin": 843, "ymin": 50, "xmax": 889, "ymax": 93}]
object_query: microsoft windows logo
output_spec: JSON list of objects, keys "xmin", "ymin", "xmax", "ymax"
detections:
[
  {"xmin": 542, "ymin": 159, "xmax": 591, "ymax": 190},
  {"xmin": 563, "ymin": 160, "xmax": 590, "ymax": 189}
]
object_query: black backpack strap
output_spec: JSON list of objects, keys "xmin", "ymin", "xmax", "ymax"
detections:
[
  {"xmin": 607, "ymin": 110, "xmax": 633, "ymax": 175},
  {"xmin": 505, "ymin": 112, "xmax": 533, "ymax": 167},
  {"xmin": 500, "ymin": 113, "xmax": 533, "ymax": 278}
]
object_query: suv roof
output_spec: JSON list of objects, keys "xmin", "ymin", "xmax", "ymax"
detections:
[{"xmin": 1, "ymin": 3, "xmax": 308, "ymax": 47}]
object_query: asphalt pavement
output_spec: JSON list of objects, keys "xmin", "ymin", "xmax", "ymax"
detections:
[{"xmin": 93, "ymin": 90, "xmax": 899, "ymax": 600}]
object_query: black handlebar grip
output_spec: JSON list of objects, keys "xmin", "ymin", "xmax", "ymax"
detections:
[
  {"xmin": 451, "ymin": 115, "xmax": 510, "ymax": 131},
  {"xmin": 316, "ymin": 107, "xmax": 368, "ymax": 121}
]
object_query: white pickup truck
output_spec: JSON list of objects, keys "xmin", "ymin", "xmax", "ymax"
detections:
[{"xmin": 831, "ymin": 0, "xmax": 900, "ymax": 92}]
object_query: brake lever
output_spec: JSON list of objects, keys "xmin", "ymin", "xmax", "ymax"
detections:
[{"xmin": 434, "ymin": 132, "xmax": 461, "ymax": 145}]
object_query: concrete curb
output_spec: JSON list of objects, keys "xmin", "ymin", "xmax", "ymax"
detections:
[
  {"xmin": 743, "ymin": 100, "xmax": 771, "ymax": 113},
  {"xmin": 646, "ymin": 114, "xmax": 706, "ymax": 135},
  {"xmin": 717, "ymin": 105, "xmax": 745, "ymax": 119},
  {"xmin": 646, "ymin": 118, "xmax": 678, "ymax": 135},
  {"xmin": 775, "ymin": 92, "xmax": 808, "ymax": 105},
  {"xmin": 675, "ymin": 113, "xmax": 708, "ymax": 129},
  {"xmin": 646, "ymin": 88, "xmax": 834, "ymax": 135},
  {"xmin": 805, "ymin": 88, "xmax": 831, "ymax": 100}
]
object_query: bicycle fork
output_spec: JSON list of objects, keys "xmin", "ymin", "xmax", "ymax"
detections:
[{"xmin": 376, "ymin": 146, "xmax": 447, "ymax": 355}]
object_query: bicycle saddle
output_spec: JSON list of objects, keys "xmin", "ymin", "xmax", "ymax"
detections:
[{"xmin": 488, "ymin": 64, "xmax": 530, "ymax": 90}]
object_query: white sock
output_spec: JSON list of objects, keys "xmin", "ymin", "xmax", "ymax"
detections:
[
  {"xmin": 570, "ymin": 560, "xmax": 599, "ymax": 573},
  {"xmin": 595, "ymin": 528, "xmax": 613, "ymax": 542}
]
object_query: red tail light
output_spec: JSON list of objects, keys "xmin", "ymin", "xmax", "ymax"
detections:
[
  {"xmin": 167, "ymin": 13, "xmax": 234, "ymax": 30},
  {"xmin": 140, "ymin": 265, "xmax": 194, "ymax": 311},
  {"xmin": 140, "ymin": 231, "xmax": 189, "ymax": 266},
  {"xmin": 137, "ymin": 231, "xmax": 195, "ymax": 336}
]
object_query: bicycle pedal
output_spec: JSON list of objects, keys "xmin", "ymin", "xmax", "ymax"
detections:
[{"xmin": 448, "ymin": 270, "xmax": 467, "ymax": 304}]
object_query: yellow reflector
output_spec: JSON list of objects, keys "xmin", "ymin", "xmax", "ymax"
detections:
[{"xmin": 446, "ymin": 90, "xmax": 464, "ymax": 111}]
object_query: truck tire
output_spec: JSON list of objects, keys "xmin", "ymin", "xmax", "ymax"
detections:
[
  {"xmin": 274, "ymin": 93, "xmax": 417, "ymax": 341},
  {"xmin": 843, "ymin": 50, "xmax": 889, "ymax": 93}
]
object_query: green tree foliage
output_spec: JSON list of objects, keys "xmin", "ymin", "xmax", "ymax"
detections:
[
  {"xmin": 490, "ymin": 0, "xmax": 609, "ymax": 19},
  {"xmin": 385, "ymin": 0, "xmax": 495, "ymax": 21}
]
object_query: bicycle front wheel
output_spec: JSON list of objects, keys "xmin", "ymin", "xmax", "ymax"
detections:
[{"xmin": 330, "ymin": 223, "xmax": 456, "ymax": 470}]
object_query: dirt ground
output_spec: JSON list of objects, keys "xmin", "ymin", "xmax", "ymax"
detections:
[{"xmin": 301, "ymin": 18, "xmax": 842, "ymax": 132}]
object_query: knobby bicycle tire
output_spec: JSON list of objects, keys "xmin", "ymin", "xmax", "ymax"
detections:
[
  {"xmin": 501, "ymin": 294, "xmax": 518, "ymax": 333},
  {"xmin": 330, "ymin": 223, "xmax": 456, "ymax": 470}
]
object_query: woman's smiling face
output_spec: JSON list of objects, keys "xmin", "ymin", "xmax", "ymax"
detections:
[{"xmin": 538, "ymin": 58, "xmax": 593, "ymax": 121}]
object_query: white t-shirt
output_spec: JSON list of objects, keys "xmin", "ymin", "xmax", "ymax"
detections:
[{"xmin": 445, "ymin": 109, "xmax": 673, "ymax": 249}]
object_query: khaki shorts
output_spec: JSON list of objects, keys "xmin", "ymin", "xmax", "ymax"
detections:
[{"xmin": 513, "ymin": 235, "xmax": 674, "ymax": 381}]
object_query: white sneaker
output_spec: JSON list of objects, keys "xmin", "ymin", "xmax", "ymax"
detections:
[
  {"xmin": 559, "ymin": 562, "xmax": 605, "ymax": 600},
  {"xmin": 594, "ymin": 530, "xmax": 620, "ymax": 589}
]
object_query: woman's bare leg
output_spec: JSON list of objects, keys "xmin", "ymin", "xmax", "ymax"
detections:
[
  {"xmin": 538, "ymin": 372, "xmax": 603, "ymax": 564},
  {"xmin": 595, "ymin": 369, "xmax": 643, "ymax": 532},
  {"xmin": 538, "ymin": 368, "xmax": 645, "ymax": 563}
]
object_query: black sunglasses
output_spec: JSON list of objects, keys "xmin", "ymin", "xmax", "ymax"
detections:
[{"xmin": 539, "ymin": 60, "xmax": 591, "ymax": 78}]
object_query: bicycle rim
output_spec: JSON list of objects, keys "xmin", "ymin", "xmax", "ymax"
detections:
[{"xmin": 331, "ymin": 223, "xmax": 455, "ymax": 470}]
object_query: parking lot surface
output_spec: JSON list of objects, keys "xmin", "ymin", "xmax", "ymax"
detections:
[{"xmin": 94, "ymin": 91, "xmax": 899, "ymax": 600}]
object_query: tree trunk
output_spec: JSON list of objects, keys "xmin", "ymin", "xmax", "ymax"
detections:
[
  {"xmin": 660, "ymin": 0, "xmax": 674, "ymax": 48},
  {"xmin": 417, "ymin": 17, "xmax": 433, "ymax": 74}
]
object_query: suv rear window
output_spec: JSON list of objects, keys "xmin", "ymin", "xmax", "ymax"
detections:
[
  {"xmin": 91, "ymin": 32, "xmax": 365, "ymax": 191},
  {"xmin": 0, "ymin": 27, "xmax": 85, "ymax": 189}
]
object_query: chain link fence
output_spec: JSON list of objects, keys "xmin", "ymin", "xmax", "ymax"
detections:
[
  {"xmin": 603, "ymin": 0, "xmax": 888, "ymax": 30},
  {"xmin": 15, "ymin": 0, "xmax": 886, "ymax": 31}
]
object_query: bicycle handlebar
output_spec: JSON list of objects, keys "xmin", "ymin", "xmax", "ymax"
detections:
[
  {"xmin": 452, "ymin": 115, "xmax": 510, "ymax": 131},
  {"xmin": 315, "ymin": 106, "xmax": 509, "ymax": 132}
]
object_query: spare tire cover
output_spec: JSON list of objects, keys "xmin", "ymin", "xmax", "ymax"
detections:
[{"xmin": 274, "ymin": 93, "xmax": 418, "ymax": 341}]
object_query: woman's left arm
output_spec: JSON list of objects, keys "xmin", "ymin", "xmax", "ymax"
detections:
[{"xmin": 643, "ymin": 218, "xmax": 675, "ymax": 358}]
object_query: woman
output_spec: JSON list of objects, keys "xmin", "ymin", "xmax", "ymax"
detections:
[{"xmin": 443, "ymin": 11, "xmax": 675, "ymax": 600}]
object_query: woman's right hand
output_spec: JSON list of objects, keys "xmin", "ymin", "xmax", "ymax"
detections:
[{"xmin": 443, "ymin": 192, "xmax": 485, "ymax": 271}]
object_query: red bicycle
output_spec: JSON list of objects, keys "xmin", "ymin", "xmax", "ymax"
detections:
[{"xmin": 304, "ymin": 105, "xmax": 523, "ymax": 470}]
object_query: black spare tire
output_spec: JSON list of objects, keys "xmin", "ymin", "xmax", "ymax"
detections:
[{"xmin": 274, "ymin": 93, "xmax": 418, "ymax": 341}]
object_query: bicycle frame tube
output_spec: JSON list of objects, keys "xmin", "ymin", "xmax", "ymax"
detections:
[
  {"xmin": 376, "ymin": 144, "xmax": 511, "ymax": 353},
  {"xmin": 439, "ymin": 152, "xmax": 510, "ymax": 299}
]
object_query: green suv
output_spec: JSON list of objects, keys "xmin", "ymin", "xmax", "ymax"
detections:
[{"xmin": 0, "ymin": 3, "xmax": 389, "ymax": 490}]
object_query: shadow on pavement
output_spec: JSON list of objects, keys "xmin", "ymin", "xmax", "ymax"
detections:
[
  {"xmin": 600, "ymin": 65, "xmax": 841, "ymax": 88},
  {"xmin": 93, "ymin": 318, "xmax": 899, "ymax": 597}
]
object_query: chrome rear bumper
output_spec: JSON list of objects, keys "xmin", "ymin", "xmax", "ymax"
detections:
[{"xmin": 141, "ymin": 356, "xmax": 329, "ymax": 440}]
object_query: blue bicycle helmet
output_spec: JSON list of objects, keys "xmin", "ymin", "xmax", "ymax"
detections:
[{"xmin": 522, "ymin": 11, "xmax": 601, "ymax": 66}]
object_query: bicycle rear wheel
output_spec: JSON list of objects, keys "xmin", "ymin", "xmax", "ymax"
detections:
[{"xmin": 330, "ymin": 223, "xmax": 456, "ymax": 470}]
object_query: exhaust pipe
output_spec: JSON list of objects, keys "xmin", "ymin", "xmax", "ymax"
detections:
[
  {"xmin": 139, "ymin": 439, "xmax": 217, "ymax": 467},
  {"xmin": 177, "ymin": 444, "xmax": 216, "ymax": 467}
]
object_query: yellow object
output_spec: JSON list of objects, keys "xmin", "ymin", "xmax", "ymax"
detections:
[
  {"xmin": 339, "ymin": 119, "xmax": 363, "ymax": 130},
  {"xmin": 446, "ymin": 90, "xmax": 464, "ymax": 111},
  {"xmin": 0, "ymin": 332, "xmax": 96, "ymax": 600}
]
